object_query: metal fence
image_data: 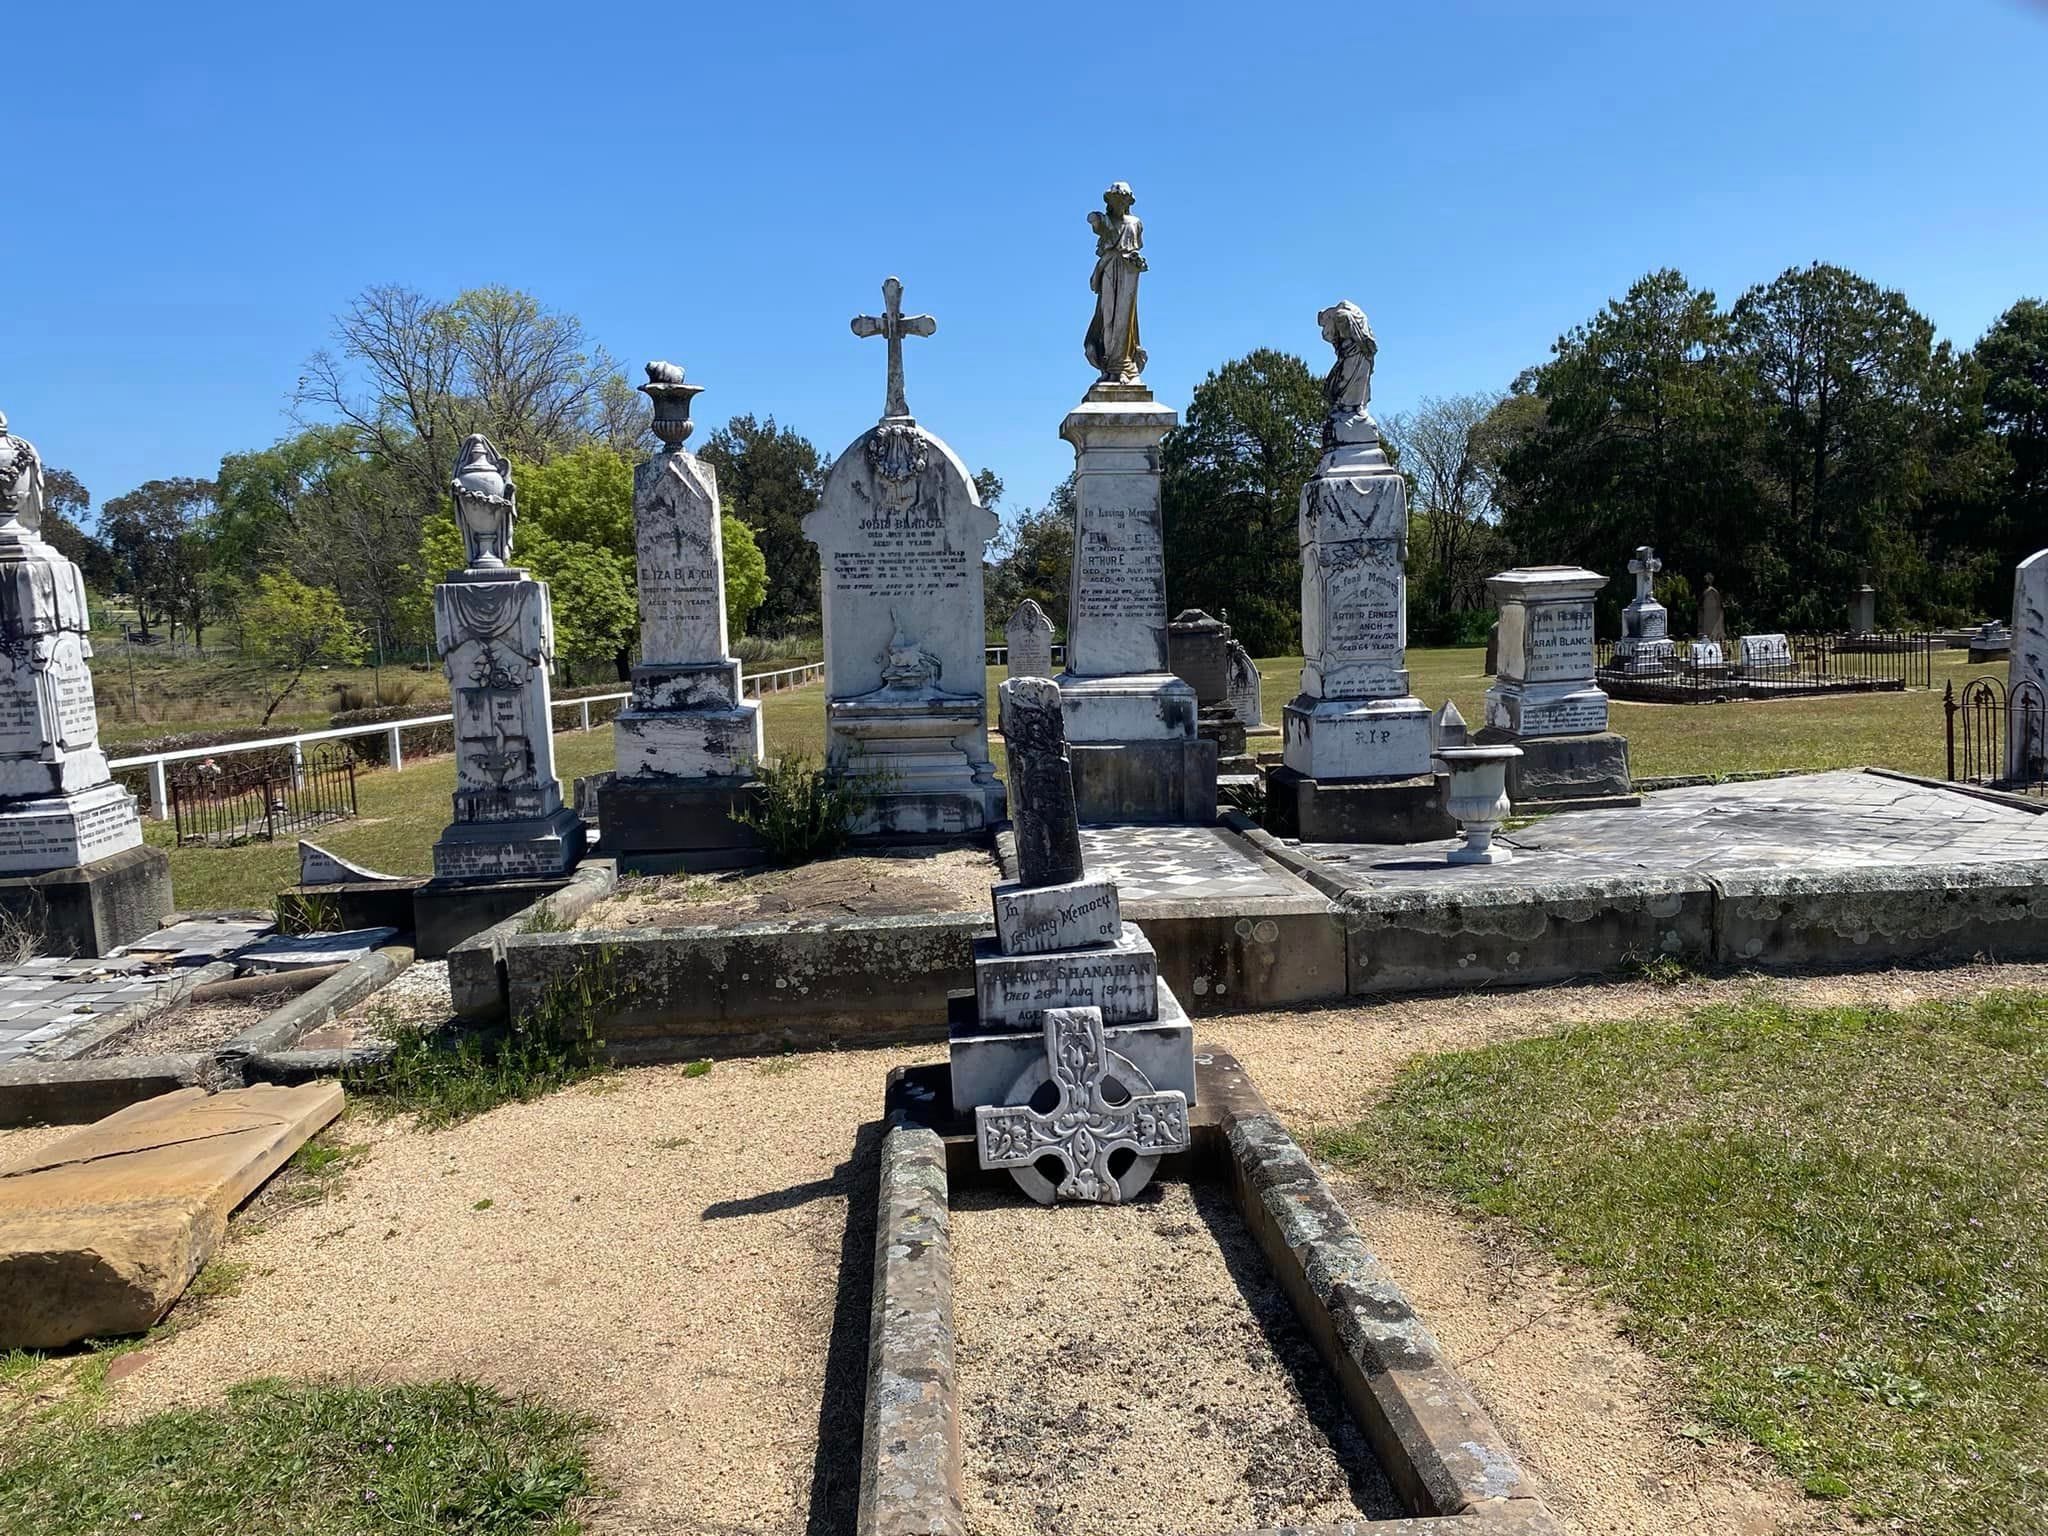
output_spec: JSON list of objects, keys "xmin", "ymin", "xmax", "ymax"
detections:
[
  {"xmin": 1944, "ymin": 676, "xmax": 2047, "ymax": 793},
  {"xmin": 171, "ymin": 744, "xmax": 360, "ymax": 846},
  {"xmin": 1595, "ymin": 632, "xmax": 1935, "ymax": 700}
]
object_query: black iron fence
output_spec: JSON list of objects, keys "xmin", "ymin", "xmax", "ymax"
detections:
[
  {"xmin": 1944, "ymin": 676, "xmax": 2047, "ymax": 793},
  {"xmin": 171, "ymin": 744, "xmax": 361, "ymax": 847},
  {"xmin": 1595, "ymin": 632, "xmax": 1934, "ymax": 701}
]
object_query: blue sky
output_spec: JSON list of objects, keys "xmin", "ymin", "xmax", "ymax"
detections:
[{"xmin": 7, "ymin": 0, "xmax": 2046, "ymax": 525}]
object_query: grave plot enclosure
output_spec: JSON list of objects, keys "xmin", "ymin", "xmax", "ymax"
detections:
[{"xmin": 859, "ymin": 1053, "xmax": 1554, "ymax": 1536}]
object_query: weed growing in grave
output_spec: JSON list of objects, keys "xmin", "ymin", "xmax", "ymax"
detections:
[
  {"xmin": 185, "ymin": 1258, "xmax": 257, "ymax": 1303},
  {"xmin": 347, "ymin": 950, "xmax": 619, "ymax": 1128},
  {"xmin": 681, "ymin": 1059, "xmax": 712, "ymax": 1079},
  {"xmin": 519, "ymin": 899, "xmax": 571, "ymax": 935},
  {"xmin": 274, "ymin": 889, "xmax": 344, "ymax": 937},
  {"xmin": 0, "ymin": 898, "xmax": 46, "ymax": 964},
  {"xmin": 281, "ymin": 1137, "xmax": 369, "ymax": 1203},
  {"xmin": 1615, "ymin": 947, "xmax": 1701, "ymax": 986},
  {"xmin": 0, "ymin": 1378, "xmax": 599, "ymax": 1535},
  {"xmin": 737, "ymin": 753, "xmax": 889, "ymax": 863},
  {"xmin": 1316, "ymin": 989, "xmax": 2048, "ymax": 1535}
]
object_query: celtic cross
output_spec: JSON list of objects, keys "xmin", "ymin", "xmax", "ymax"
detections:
[
  {"xmin": 976, "ymin": 1005, "xmax": 1190, "ymax": 1204},
  {"xmin": 1628, "ymin": 545, "xmax": 1661, "ymax": 602},
  {"xmin": 850, "ymin": 275, "xmax": 935, "ymax": 422}
]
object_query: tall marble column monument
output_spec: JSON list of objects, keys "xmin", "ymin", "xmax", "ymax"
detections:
[
  {"xmin": 0, "ymin": 412, "xmax": 170, "ymax": 954},
  {"xmin": 599, "ymin": 362, "xmax": 767, "ymax": 870},
  {"xmin": 1055, "ymin": 181, "xmax": 1216, "ymax": 823},
  {"xmin": 802, "ymin": 278, "xmax": 1004, "ymax": 838},
  {"xmin": 429, "ymin": 434, "xmax": 585, "ymax": 880},
  {"xmin": 1268, "ymin": 304, "xmax": 1449, "ymax": 843}
]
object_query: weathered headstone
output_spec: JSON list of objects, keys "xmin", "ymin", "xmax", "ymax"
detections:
[
  {"xmin": 1691, "ymin": 639, "xmax": 1726, "ymax": 668},
  {"xmin": 429, "ymin": 434, "xmax": 585, "ymax": 879},
  {"xmin": 1170, "ymin": 609, "xmax": 1248, "ymax": 770},
  {"xmin": 802, "ymin": 278, "xmax": 1004, "ymax": 838},
  {"xmin": 1740, "ymin": 633, "xmax": 1793, "ymax": 671},
  {"xmin": 1850, "ymin": 575, "xmax": 1877, "ymax": 636},
  {"xmin": 1478, "ymin": 566, "xmax": 1630, "ymax": 806},
  {"xmin": 950, "ymin": 673, "xmax": 1193, "ymax": 1202},
  {"xmin": 1698, "ymin": 574, "xmax": 1728, "ymax": 647},
  {"xmin": 1612, "ymin": 546, "xmax": 1675, "ymax": 673},
  {"xmin": 600, "ymin": 362, "xmax": 767, "ymax": 871},
  {"xmin": 0, "ymin": 412, "xmax": 169, "ymax": 954},
  {"xmin": 1270, "ymin": 303, "xmax": 1448, "ymax": 843},
  {"xmin": 2008, "ymin": 550, "xmax": 2048, "ymax": 781},
  {"xmin": 1004, "ymin": 599, "xmax": 1054, "ymax": 680},
  {"xmin": 1055, "ymin": 183, "xmax": 1215, "ymax": 824},
  {"xmin": 1225, "ymin": 641, "xmax": 1262, "ymax": 729}
]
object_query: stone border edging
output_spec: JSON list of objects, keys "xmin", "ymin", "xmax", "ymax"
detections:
[
  {"xmin": 0, "ymin": 1052, "xmax": 234, "ymax": 1129},
  {"xmin": 863, "ymin": 1054, "xmax": 1553, "ymax": 1534},
  {"xmin": 224, "ymin": 943, "xmax": 413, "ymax": 1072},
  {"xmin": 447, "ymin": 859, "xmax": 619, "ymax": 1022}
]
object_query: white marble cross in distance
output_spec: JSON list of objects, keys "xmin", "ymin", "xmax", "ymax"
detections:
[{"xmin": 850, "ymin": 275, "xmax": 935, "ymax": 422}]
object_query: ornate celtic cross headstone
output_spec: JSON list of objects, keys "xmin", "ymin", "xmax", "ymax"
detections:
[
  {"xmin": 850, "ymin": 275, "xmax": 935, "ymax": 422},
  {"xmin": 976, "ymin": 1005, "xmax": 1190, "ymax": 1204}
]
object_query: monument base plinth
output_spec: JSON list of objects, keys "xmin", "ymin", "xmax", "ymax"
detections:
[
  {"xmin": 1054, "ymin": 672, "xmax": 1200, "ymax": 744},
  {"xmin": 828, "ymin": 698, "xmax": 1004, "ymax": 841},
  {"xmin": 1263, "ymin": 765, "xmax": 1454, "ymax": 844},
  {"xmin": 0, "ymin": 843, "xmax": 172, "ymax": 958},
  {"xmin": 613, "ymin": 702, "xmax": 764, "ymax": 779},
  {"xmin": 1069, "ymin": 739, "xmax": 1218, "ymax": 825},
  {"xmin": 596, "ymin": 777, "xmax": 766, "ymax": 874},
  {"xmin": 413, "ymin": 872, "xmax": 576, "ymax": 959},
  {"xmin": 0, "ymin": 781, "xmax": 145, "ymax": 876},
  {"xmin": 431, "ymin": 805, "xmax": 585, "ymax": 882},
  {"xmin": 1280, "ymin": 695, "xmax": 1434, "ymax": 781},
  {"xmin": 1475, "ymin": 726, "xmax": 1634, "ymax": 808}
]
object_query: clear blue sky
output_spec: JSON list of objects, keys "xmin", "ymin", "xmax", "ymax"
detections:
[{"xmin": 7, "ymin": 0, "xmax": 2046, "ymax": 525}]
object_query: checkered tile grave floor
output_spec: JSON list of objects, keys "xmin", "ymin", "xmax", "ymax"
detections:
[
  {"xmin": 1296, "ymin": 769, "xmax": 2048, "ymax": 893},
  {"xmin": 1078, "ymin": 824, "xmax": 1313, "ymax": 903}
]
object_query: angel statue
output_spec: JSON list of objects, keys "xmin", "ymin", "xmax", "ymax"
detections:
[
  {"xmin": 0, "ymin": 410, "xmax": 47, "ymax": 543},
  {"xmin": 1084, "ymin": 182, "xmax": 1148, "ymax": 385},
  {"xmin": 451, "ymin": 433, "xmax": 517, "ymax": 569},
  {"xmin": 1316, "ymin": 301, "xmax": 1379, "ymax": 451}
]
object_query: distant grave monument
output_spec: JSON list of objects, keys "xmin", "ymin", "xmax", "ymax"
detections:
[
  {"xmin": 953, "ymin": 677, "xmax": 1192, "ymax": 1203},
  {"xmin": 1004, "ymin": 599, "xmax": 1054, "ymax": 680},
  {"xmin": 1225, "ymin": 640, "xmax": 1262, "ymax": 730},
  {"xmin": 1054, "ymin": 182, "xmax": 1215, "ymax": 823},
  {"xmin": 803, "ymin": 278, "xmax": 1003, "ymax": 838},
  {"xmin": 1268, "ymin": 302, "xmax": 1449, "ymax": 842},
  {"xmin": 1740, "ymin": 632, "xmax": 1794, "ymax": 671},
  {"xmin": 1477, "ymin": 566, "xmax": 1631, "ymax": 808},
  {"xmin": 1168, "ymin": 609, "xmax": 1252, "ymax": 777},
  {"xmin": 1850, "ymin": 570, "xmax": 1877, "ymax": 636},
  {"xmin": 599, "ymin": 361, "xmax": 767, "ymax": 871},
  {"xmin": 2007, "ymin": 550, "xmax": 2048, "ymax": 781},
  {"xmin": 1612, "ymin": 546, "xmax": 1675, "ymax": 673},
  {"xmin": 1698, "ymin": 573, "xmax": 1728, "ymax": 648},
  {"xmin": 0, "ymin": 411, "xmax": 170, "ymax": 954},
  {"xmin": 428, "ymin": 434, "xmax": 585, "ymax": 880}
]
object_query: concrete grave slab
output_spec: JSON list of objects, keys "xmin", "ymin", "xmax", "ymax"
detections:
[
  {"xmin": 235, "ymin": 927, "xmax": 401, "ymax": 973},
  {"xmin": 0, "ymin": 1082, "xmax": 343, "ymax": 1347}
]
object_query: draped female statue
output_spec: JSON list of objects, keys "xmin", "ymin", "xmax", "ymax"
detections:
[{"xmin": 1084, "ymin": 182, "xmax": 1148, "ymax": 385}]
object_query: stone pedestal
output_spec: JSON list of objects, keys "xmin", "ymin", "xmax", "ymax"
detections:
[
  {"xmin": 431, "ymin": 569, "xmax": 585, "ymax": 880},
  {"xmin": 1481, "ymin": 565, "xmax": 1629, "ymax": 807},
  {"xmin": 0, "ymin": 417, "xmax": 157, "ymax": 944},
  {"xmin": 599, "ymin": 365, "xmax": 766, "ymax": 871},
  {"xmin": 1055, "ymin": 390, "xmax": 1215, "ymax": 824},
  {"xmin": 804, "ymin": 407, "xmax": 1003, "ymax": 840},
  {"xmin": 1274, "ymin": 436, "xmax": 1433, "ymax": 839}
]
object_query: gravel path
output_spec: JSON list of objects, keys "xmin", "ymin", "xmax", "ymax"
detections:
[{"xmin": 1, "ymin": 961, "xmax": 2001, "ymax": 1533}]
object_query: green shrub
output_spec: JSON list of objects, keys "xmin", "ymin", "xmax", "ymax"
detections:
[{"xmin": 738, "ymin": 753, "xmax": 885, "ymax": 864}]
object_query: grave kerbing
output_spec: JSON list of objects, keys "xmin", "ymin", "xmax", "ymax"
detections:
[
  {"xmin": 953, "ymin": 677, "xmax": 1192, "ymax": 1203},
  {"xmin": 802, "ymin": 278, "xmax": 1003, "ymax": 839},
  {"xmin": 1054, "ymin": 181, "xmax": 1217, "ymax": 824},
  {"xmin": 0, "ymin": 411, "xmax": 170, "ymax": 954},
  {"xmin": 598, "ymin": 361, "xmax": 768, "ymax": 871},
  {"xmin": 427, "ymin": 433, "xmax": 586, "ymax": 880}
]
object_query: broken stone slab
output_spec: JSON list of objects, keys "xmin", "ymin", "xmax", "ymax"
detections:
[
  {"xmin": 234, "ymin": 927, "xmax": 401, "ymax": 974},
  {"xmin": 298, "ymin": 840, "xmax": 404, "ymax": 886},
  {"xmin": 0, "ymin": 1082, "xmax": 344, "ymax": 1347},
  {"xmin": 990, "ymin": 877, "xmax": 1120, "ymax": 956},
  {"xmin": 115, "ymin": 916, "xmax": 277, "ymax": 967}
]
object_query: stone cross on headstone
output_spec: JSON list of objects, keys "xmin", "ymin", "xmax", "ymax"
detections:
[
  {"xmin": 1628, "ymin": 546, "xmax": 1661, "ymax": 603},
  {"xmin": 976, "ymin": 1005, "xmax": 1190, "ymax": 1204},
  {"xmin": 849, "ymin": 275, "xmax": 935, "ymax": 422}
]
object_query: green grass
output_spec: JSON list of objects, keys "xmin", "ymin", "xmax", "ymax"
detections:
[
  {"xmin": 1316, "ymin": 989, "xmax": 2048, "ymax": 1533},
  {"xmin": 0, "ymin": 1377, "xmax": 597, "ymax": 1535}
]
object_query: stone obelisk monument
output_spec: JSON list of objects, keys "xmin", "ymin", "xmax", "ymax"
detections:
[
  {"xmin": 1053, "ymin": 181, "xmax": 1215, "ymax": 823},
  {"xmin": 0, "ymin": 411, "xmax": 170, "ymax": 954},
  {"xmin": 600, "ymin": 362, "xmax": 767, "ymax": 870}
]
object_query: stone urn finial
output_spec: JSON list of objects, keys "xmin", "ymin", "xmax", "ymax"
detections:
[
  {"xmin": 641, "ymin": 360, "xmax": 706, "ymax": 452},
  {"xmin": 451, "ymin": 432, "xmax": 516, "ymax": 570}
]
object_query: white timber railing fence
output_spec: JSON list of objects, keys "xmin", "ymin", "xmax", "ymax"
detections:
[
  {"xmin": 984, "ymin": 644, "xmax": 1067, "ymax": 667},
  {"xmin": 108, "ymin": 660, "xmax": 825, "ymax": 821}
]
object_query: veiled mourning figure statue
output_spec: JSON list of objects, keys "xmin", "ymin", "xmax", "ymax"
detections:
[
  {"xmin": 1316, "ymin": 300, "xmax": 1379, "ymax": 451},
  {"xmin": 1085, "ymin": 182, "xmax": 1148, "ymax": 385},
  {"xmin": 0, "ymin": 412, "xmax": 47, "ymax": 547},
  {"xmin": 452, "ymin": 433, "xmax": 517, "ymax": 570}
]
